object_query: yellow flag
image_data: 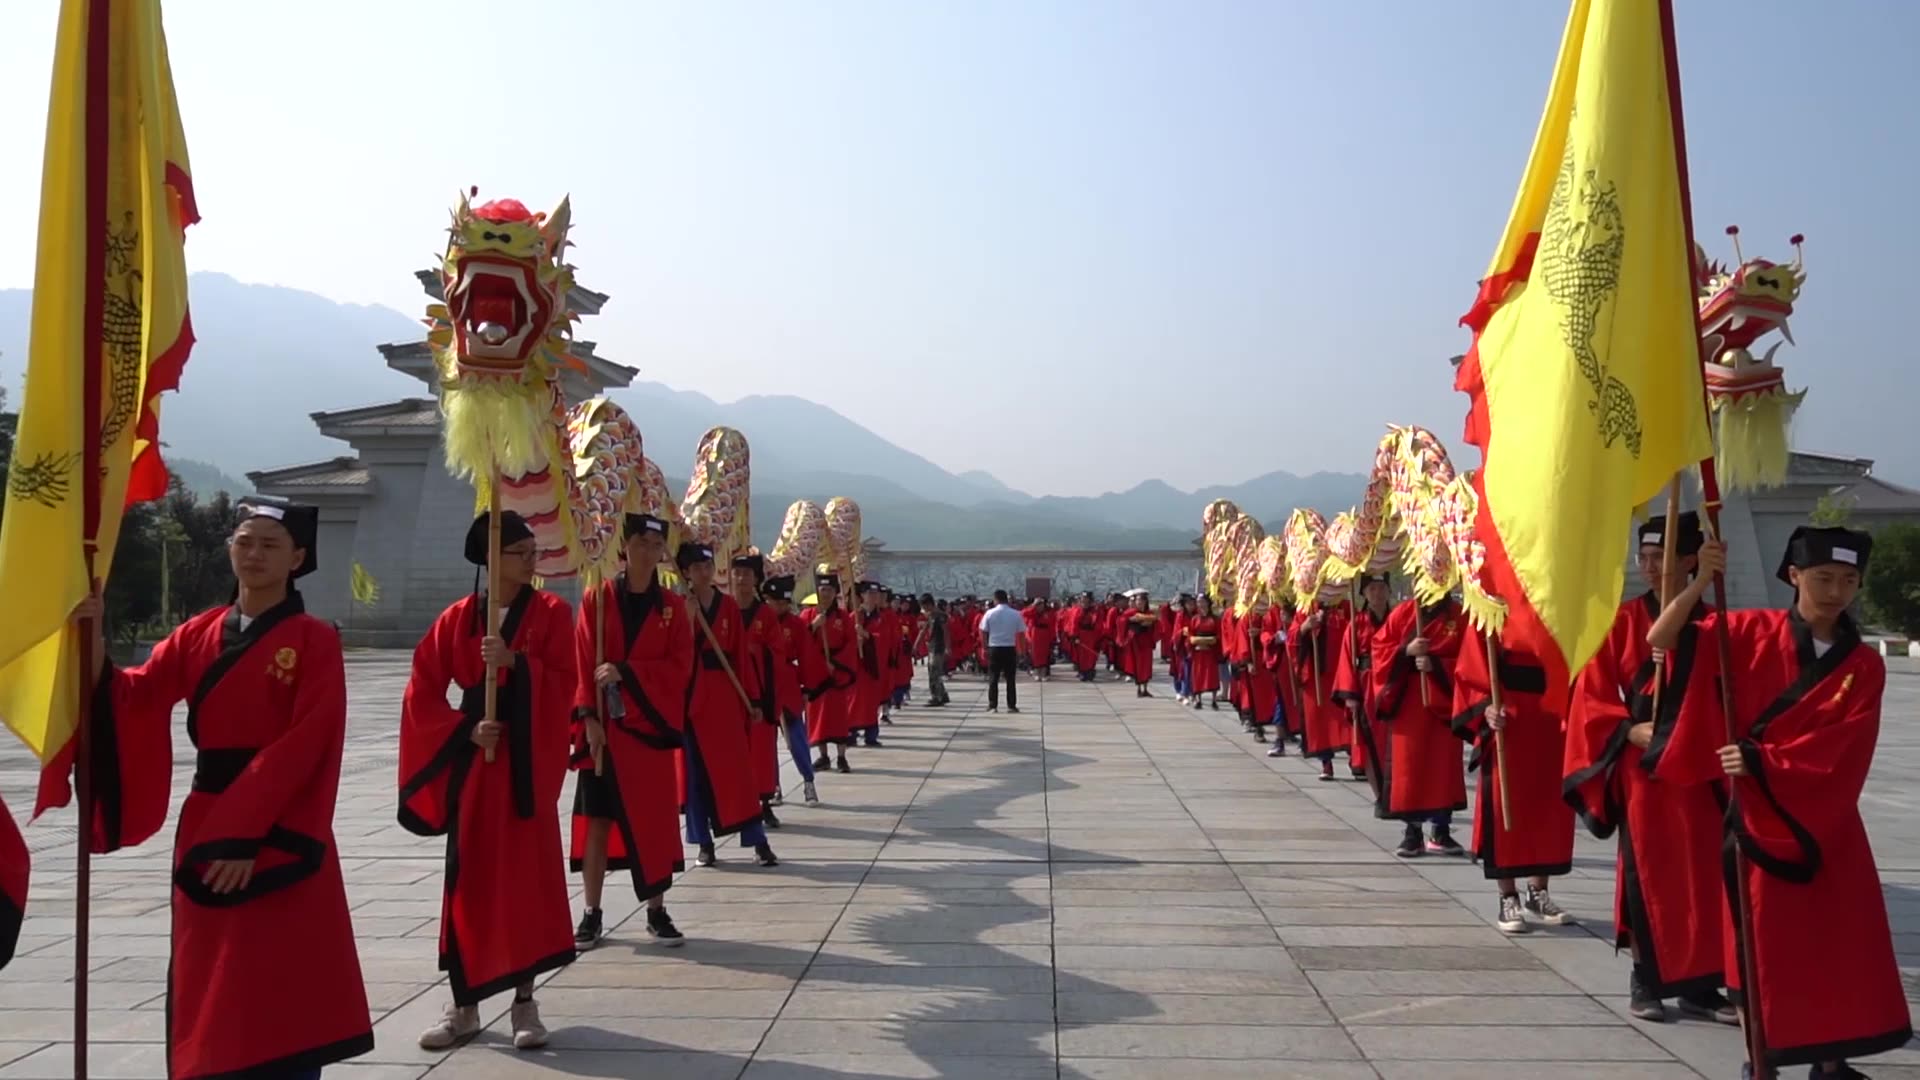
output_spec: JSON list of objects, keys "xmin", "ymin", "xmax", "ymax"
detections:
[
  {"xmin": 1454, "ymin": 0, "xmax": 1711, "ymax": 694},
  {"xmin": 0, "ymin": 0, "xmax": 197, "ymax": 780}
]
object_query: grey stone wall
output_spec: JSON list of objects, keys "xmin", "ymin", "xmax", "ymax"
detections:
[{"xmin": 868, "ymin": 554, "xmax": 1202, "ymax": 600}]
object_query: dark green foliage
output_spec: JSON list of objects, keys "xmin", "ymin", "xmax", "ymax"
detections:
[{"xmin": 1864, "ymin": 522, "xmax": 1920, "ymax": 639}]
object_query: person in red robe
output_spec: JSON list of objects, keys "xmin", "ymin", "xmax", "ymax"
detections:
[
  {"xmin": 0, "ymin": 798, "xmax": 21, "ymax": 972},
  {"xmin": 1183, "ymin": 595, "xmax": 1224, "ymax": 709},
  {"xmin": 1563, "ymin": 511, "xmax": 1733, "ymax": 1024},
  {"xmin": 1452, "ymin": 622, "xmax": 1577, "ymax": 935},
  {"xmin": 1652, "ymin": 528, "xmax": 1912, "ymax": 1077},
  {"xmin": 1067, "ymin": 593, "xmax": 1103, "ymax": 681},
  {"xmin": 945, "ymin": 600, "xmax": 973, "ymax": 676},
  {"xmin": 71, "ymin": 498, "xmax": 373, "ymax": 1078},
  {"xmin": 1237, "ymin": 599, "xmax": 1281, "ymax": 743},
  {"xmin": 1103, "ymin": 595, "xmax": 1127, "ymax": 678},
  {"xmin": 1290, "ymin": 599, "xmax": 1350, "ymax": 780},
  {"xmin": 1167, "ymin": 595, "xmax": 1191, "ymax": 702},
  {"xmin": 1116, "ymin": 590, "xmax": 1159, "ymax": 697},
  {"xmin": 804, "ymin": 574, "xmax": 859, "ymax": 773},
  {"xmin": 892, "ymin": 592, "xmax": 918, "ymax": 707},
  {"xmin": 763, "ymin": 576, "xmax": 821, "ymax": 806},
  {"xmin": 730, "ymin": 553, "xmax": 788, "ymax": 828},
  {"xmin": 1026, "ymin": 598, "xmax": 1057, "ymax": 680},
  {"xmin": 678, "ymin": 542, "xmax": 779, "ymax": 868},
  {"xmin": 571, "ymin": 513, "xmax": 691, "ymax": 950},
  {"xmin": 1369, "ymin": 595, "xmax": 1468, "ymax": 858},
  {"xmin": 403, "ymin": 511, "xmax": 577, "ymax": 1051},
  {"xmin": 1333, "ymin": 573, "xmax": 1393, "ymax": 787},
  {"xmin": 851, "ymin": 582, "xmax": 899, "ymax": 746}
]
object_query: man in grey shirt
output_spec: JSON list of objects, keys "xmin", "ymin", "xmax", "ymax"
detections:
[
  {"xmin": 918, "ymin": 594, "xmax": 950, "ymax": 707},
  {"xmin": 979, "ymin": 589, "xmax": 1028, "ymax": 714}
]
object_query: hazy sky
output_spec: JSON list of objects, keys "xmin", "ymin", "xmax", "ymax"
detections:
[{"xmin": 1, "ymin": 1, "xmax": 1913, "ymax": 496}]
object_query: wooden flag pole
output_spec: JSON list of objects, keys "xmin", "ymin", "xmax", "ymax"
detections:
[
  {"xmin": 690, "ymin": 598, "xmax": 758, "ymax": 717},
  {"xmin": 74, "ymin": 568, "xmax": 97, "ymax": 1080},
  {"xmin": 1309, "ymin": 621, "xmax": 1323, "ymax": 706},
  {"xmin": 482, "ymin": 471, "xmax": 501, "ymax": 764},
  {"xmin": 1657, "ymin": 0, "xmax": 1767, "ymax": 1069},
  {"xmin": 1484, "ymin": 629, "xmax": 1513, "ymax": 833},
  {"xmin": 1349, "ymin": 581, "xmax": 1385, "ymax": 805},
  {"xmin": 589, "ymin": 568, "xmax": 605, "ymax": 776},
  {"xmin": 1418, "ymin": 615, "xmax": 1432, "ymax": 707},
  {"xmin": 1650, "ymin": 479, "xmax": 1682, "ymax": 721}
]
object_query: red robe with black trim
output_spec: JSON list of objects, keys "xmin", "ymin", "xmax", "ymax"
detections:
[
  {"xmin": 1660, "ymin": 610, "xmax": 1910, "ymax": 1068},
  {"xmin": 895, "ymin": 610, "xmax": 918, "ymax": 693},
  {"xmin": 1238, "ymin": 608, "xmax": 1280, "ymax": 727},
  {"xmin": 855, "ymin": 607, "xmax": 899, "ymax": 728},
  {"xmin": 946, "ymin": 610, "xmax": 972, "ymax": 673},
  {"xmin": 1563, "ymin": 591, "xmax": 1723, "ymax": 998},
  {"xmin": 774, "ymin": 610, "xmax": 809, "ymax": 720},
  {"xmin": 802, "ymin": 604, "xmax": 858, "ymax": 745},
  {"xmin": 1290, "ymin": 605, "xmax": 1350, "ymax": 755},
  {"xmin": 85, "ymin": 597, "xmax": 372, "ymax": 1078},
  {"xmin": 740, "ymin": 598, "xmax": 785, "ymax": 800},
  {"xmin": 1066, "ymin": 604, "xmax": 1102, "ymax": 674},
  {"xmin": 400, "ymin": 589, "xmax": 576, "ymax": 1005},
  {"xmin": 683, "ymin": 590, "xmax": 765, "ymax": 835},
  {"xmin": 1156, "ymin": 604, "xmax": 1177, "ymax": 663},
  {"xmin": 1221, "ymin": 609, "xmax": 1243, "ymax": 704},
  {"xmin": 570, "ymin": 574, "xmax": 690, "ymax": 900},
  {"xmin": 1451, "ymin": 628, "xmax": 1575, "ymax": 879},
  {"xmin": 1368, "ymin": 598, "xmax": 1467, "ymax": 821},
  {"xmin": 0, "ymin": 796, "xmax": 21, "ymax": 971},
  {"xmin": 1184, "ymin": 613, "xmax": 1223, "ymax": 693},
  {"xmin": 1026, "ymin": 604, "xmax": 1056, "ymax": 668},
  {"xmin": 1334, "ymin": 605, "xmax": 1392, "ymax": 778},
  {"xmin": 1116, "ymin": 608, "xmax": 1158, "ymax": 685}
]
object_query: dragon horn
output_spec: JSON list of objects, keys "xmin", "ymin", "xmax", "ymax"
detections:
[{"xmin": 1776, "ymin": 320, "xmax": 1795, "ymax": 347}]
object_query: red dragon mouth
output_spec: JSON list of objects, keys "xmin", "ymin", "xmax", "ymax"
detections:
[{"xmin": 447, "ymin": 255, "xmax": 552, "ymax": 371}]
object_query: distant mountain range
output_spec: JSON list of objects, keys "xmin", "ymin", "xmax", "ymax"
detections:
[{"xmin": 0, "ymin": 273, "xmax": 1366, "ymax": 548}]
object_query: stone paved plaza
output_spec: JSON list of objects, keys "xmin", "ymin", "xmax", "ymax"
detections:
[{"xmin": 3, "ymin": 655, "xmax": 1919, "ymax": 1079}]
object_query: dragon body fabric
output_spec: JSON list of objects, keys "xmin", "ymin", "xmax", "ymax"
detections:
[
  {"xmin": 824, "ymin": 497, "xmax": 865, "ymax": 589},
  {"xmin": 768, "ymin": 499, "xmax": 830, "ymax": 598},
  {"xmin": 430, "ymin": 191, "xmax": 647, "ymax": 581},
  {"xmin": 1212, "ymin": 426, "xmax": 1505, "ymax": 632}
]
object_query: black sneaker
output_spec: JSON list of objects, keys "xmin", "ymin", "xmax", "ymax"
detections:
[
  {"xmin": 1524, "ymin": 885, "xmax": 1574, "ymax": 926},
  {"xmin": 1394, "ymin": 826, "xmax": 1424, "ymax": 859},
  {"xmin": 863, "ymin": 738, "xmax": 883, "ymax": 748},
  {"xmin": 1007, "ymin": 706, "xmax": 1021, "ymax": 714},
  {"xmin": 1267, "ymin": 743, "xmax": 1285, "ymax": 758},
  {"xmin": 697, "ymin": 843, "xmax": 717, "ymax": 867},
  {"xmin": 1676, "ymin": 989, "xmax": 1737, "ymax": 1026},
  {"xmin": 881, "ymin": 715, "xmax": 895, "ymax": 725},
  {"xmin": 573, "ymin": 908, "xmax": 605, "ymax": 949},
  {"xmin": 762, "ymin": 804, "xmax": 782, "ymax": 830},
  {"xmin": 1629, "ymin": 971, "xmax": 1667, "ymax": 1022},
  {"xmin": 836, "ymin": 756, "xmax": 851, "ymax": 773},
  {"xmin": 646, "ymin": 906, "xmax": 684, "ymax": 947},
  {"xmin": 1496, "ymin": 893, "xmax": 1530, "ymax": 934},
  {"xmin": 1252, "ymin": 728, "xmax": 1267, "ymax": 743},
  {"xmin": 1426, "ymin": 826, "xmax": 1466, "ymax": 858},
  {"xmin": 813, "ymin": 753, "xmax": 831, "ymax": 770},
  {"xmin": 755, "ymin": 842, "xmax": 779, "ymax": 867}
]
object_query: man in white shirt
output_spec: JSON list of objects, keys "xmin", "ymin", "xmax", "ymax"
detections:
[{"xmin": 978, "ymin": 590, "xmax": 1028, "ymax": 714}]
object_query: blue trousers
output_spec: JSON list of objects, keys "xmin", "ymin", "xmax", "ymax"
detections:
[
  {"xmin": 683, "ymin": 736, "xmax": 767, "ymax": 847},
  {"xmin": 857, "ymin": 723, "xmax": 881, "ymax": 746},
  {"xmin": 782, "ymin": 713, "xmax": 815, "ymax": 781}
]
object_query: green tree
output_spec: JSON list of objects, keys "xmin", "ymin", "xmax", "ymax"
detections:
[
  {"xmin": 1810, "ymin": 491, "xmax": 1857, "ymax": 527},
  {"xmin": 1863, "ymin": 522, "xmax": 1920, "ymax": 639},
  {"xmin": 104, "ymin": 502, "xmax": 164, "ymax": 644}
]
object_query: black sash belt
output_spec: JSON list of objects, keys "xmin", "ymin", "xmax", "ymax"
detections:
[
  {"xmin": 1500, "ymin": 663, "xmax": 1547, "ymax": 695},
  {"xmin": 193, "ymin": 748, "xmax": 258, "ymax": 794}
]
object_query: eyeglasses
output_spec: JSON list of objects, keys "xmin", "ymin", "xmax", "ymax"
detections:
[{"xmin": 503, "ymin": 545, "xmax": 538, "ymax": 560}]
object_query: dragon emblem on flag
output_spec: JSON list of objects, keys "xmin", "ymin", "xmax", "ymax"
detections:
[{"xmin": 1540, "ymin": 138, "xmax": 1640, "ymax": 457}]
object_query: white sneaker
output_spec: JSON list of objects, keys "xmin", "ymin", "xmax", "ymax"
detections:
[
  {"xmin": 511, "ymin": 998, "xmax": 548, "ymax": 1050},
  {"xmin": 418, "ymin": 1003, "xmax": 480, "ymax": 1049},
  {"xmin": 803, "ymin": 781, "xmax": 820, "ymax": 806}
]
